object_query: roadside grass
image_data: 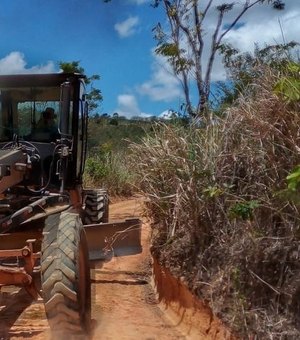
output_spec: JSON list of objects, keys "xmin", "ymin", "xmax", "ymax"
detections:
[
  {"xmin": 83, "ymin": 117, "xmax": 152, "ymax": 197},
  {"xmin": 129, "ymin": 65, "xmax": 300, "ymax": 338},
  {"xmin": 83, "ymin": 149, "xmax": 137, "ymax": 197}
]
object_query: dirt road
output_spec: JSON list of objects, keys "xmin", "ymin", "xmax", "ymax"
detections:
[{"xmin": 0, "ymin": 197, "xmax": 185, "ymax": 340}]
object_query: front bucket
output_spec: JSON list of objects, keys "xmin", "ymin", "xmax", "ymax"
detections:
[{"xmin": 84, "ymin": 218, "xmax": 142, "ymax": 261}]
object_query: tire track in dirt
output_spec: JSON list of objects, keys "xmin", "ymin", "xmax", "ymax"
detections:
[
  {"xmin": 1, "ymin": 197, "xmax": 186, "ymax": 340},
  {"xmin": 90, "ymin": 197, "xmax": 185, "ymax": 339}
]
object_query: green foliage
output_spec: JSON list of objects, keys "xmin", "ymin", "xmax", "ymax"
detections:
[
  {"xmin": 203, "ymin": 185, "xmax": 223, "ymax": 198},
  {"xmin": 274, "ymin": 62, "xmax": 300, "ymax": 102},
  {"xmin": 155, "ymin": 42, "xmax": 193, "ymax": 74},
  {"xmin": 229, "ymin": 200, "xmax": 260, "ymax": 220},
  {"xmin": 286, "ymin": 165, "xmax": 300, "ymax": 191},
  {"xmin": 86, "ymin": 87, "xmax": 103, "ymax": 112},
  {"xmin": 85, "ymin": 156, "xmax": 109, "ymax": 181},
  {"xmin": 59, "ymin": 61, "xmax": 84, "ymax": 74},
  {"xmin": 84, "ymin": 116, "xmax": 157, "ymax": 196},
  {"xmin": 109, "ymin": 118, "xmax": 118, "ymax": 126},
  {"xmin": 218, "ymin": 41, "xmax": 299, "ymax": 107},
  {"xmin": 231, "ymin": 267, "xmax": 242, "ymax": 290},
  {"xmin": 156, "ymin": 43, "xmax": 180, "ymax": 57},
  {"xmin": 87, "ymin": 116, "xmax": 152, "ymax": 151},
  {"xmin": 84, "ymin": 150, "xmax": 136, "ymax": 196},
  {"xmin": 275, "ymin": 62, "xmax": 300, "ymax": 200}
]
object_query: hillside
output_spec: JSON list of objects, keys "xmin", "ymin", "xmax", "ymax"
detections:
[{"xmin": 87, "ymin": 115, "xmax": 154, "ymax": 153}]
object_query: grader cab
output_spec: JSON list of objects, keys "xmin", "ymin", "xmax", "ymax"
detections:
[{"xmin": 0, "ymin": 73, "xmax": 141, "ymax": 338}]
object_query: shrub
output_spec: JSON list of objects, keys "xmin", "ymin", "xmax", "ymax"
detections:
[{"xmin": 83, "ymin": 149, "xmax": 136, "ymax": 197}]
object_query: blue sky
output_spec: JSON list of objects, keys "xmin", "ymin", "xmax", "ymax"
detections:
[{"xmin": 0, "ymin": 0, "xmax": 299, "ymax": 118}]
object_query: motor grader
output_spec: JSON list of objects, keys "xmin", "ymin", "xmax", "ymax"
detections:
[{"xmin": 0, "ymin": 73, "xmax": 141, "ymax": 339}]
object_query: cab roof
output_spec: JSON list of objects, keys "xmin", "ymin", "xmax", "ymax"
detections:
[{"xmin": 0, "ymin": 73, "xmax": 85, "ymax": 88}]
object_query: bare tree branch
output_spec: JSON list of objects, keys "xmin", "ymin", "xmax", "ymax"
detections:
[
  {"xmin": 200, "ymin": 0, "xmax": 214, "ymax": 24},
  {"xmin": 203, "ymin": 5, "xmax": 226, "ymax": 114},
  {"xmin": 217, "ymin": 0, "xmax": 262, "ymax": 44}
]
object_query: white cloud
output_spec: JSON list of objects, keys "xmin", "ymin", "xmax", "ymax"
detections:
[
  {"xmin": 137, "ymin": 52, "xmax": 182, "ymax": 102},
  {"xmin": 139, "ymin": 112, "xmax": 153, "ymax": 118},
  {"xmin": 0, "ymin": 51, "xmax": 56, "ymax": 75},
  {"xmin": 204, "ymin": 1, "xmax": 300, "ymax": 81},
  {"xmin": 129, "ymin": 0, "xmax": 149, "ymax": 4},
  {"xmin": 224, "ymin": 10, "xmax": 300, "ymax": 53},
  {"xmin": 158, "ymin": 109, "xmax": 174, "ymax": 120},
  {"xmin": 115, "ymin": 94, "xmax": 151, "ymax": 118},
  {"xmin": 115, "ymin": 53, "xmax": 182, "ymax": 117},
  {"xmin": 114, "ymin": 16, "xmax": 140, "ymax": 38}
]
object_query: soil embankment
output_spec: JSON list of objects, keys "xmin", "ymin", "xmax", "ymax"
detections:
[{"xmin": 0, "ymin": 197, "xmax": 232, "ymax": 339}]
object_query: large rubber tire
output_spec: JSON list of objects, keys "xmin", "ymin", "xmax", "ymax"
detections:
[
  {"xmin": 41, "ymin": 212, "xmax": 91, "ymax": 339},
  {"xmin": 83, "ymin": 189, "xmax": 109, "ymax": 224}
]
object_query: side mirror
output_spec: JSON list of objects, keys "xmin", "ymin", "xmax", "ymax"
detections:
[{"xmin": 59, "ymin": 82, "xmax": 71, "ymax": 135}]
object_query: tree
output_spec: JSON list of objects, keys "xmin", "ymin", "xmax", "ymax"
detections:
[
  {"xmin": 217, "ymin": 41, "xmax": 298, "ymax": 107},
  {"xmin": 59, "ymin": 61, "xmax": 103, "ymax": 114},
  {"xmin": 59, "ymin": 61, "xmax": 84, "ymax": 74},
  {"xmin": 152, "ymin": 0, "xmax": 285, "ymax": 119}
]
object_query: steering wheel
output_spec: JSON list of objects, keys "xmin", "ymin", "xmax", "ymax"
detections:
[
  {"xmin": 2, "ymin": 140, "xmax": 41, "ymax": 161},
  {"xmin": 2, "ymin": 139, "xmax": 39, "ymax": 151}
]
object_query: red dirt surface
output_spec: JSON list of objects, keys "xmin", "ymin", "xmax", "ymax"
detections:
[{"xmin": 0, "ymin": 197, "xmax": 232, "ymax": 339}]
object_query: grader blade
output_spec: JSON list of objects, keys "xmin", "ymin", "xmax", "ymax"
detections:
[{"xmin": 84, "ymin": 218, "xmax": 142, "ymax": 261}]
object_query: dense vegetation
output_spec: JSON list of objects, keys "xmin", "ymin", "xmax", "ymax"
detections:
[
  {"xmin": 86, "ymin": 58, "xmax": 300, "ymax": 338},
  {"xmin": 84, "ymin": 115, "xmax": 153, "ymax": 196},
  {"xmin": 129, "ymin": 62, "xmax": 300, "ymax": 338}
]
